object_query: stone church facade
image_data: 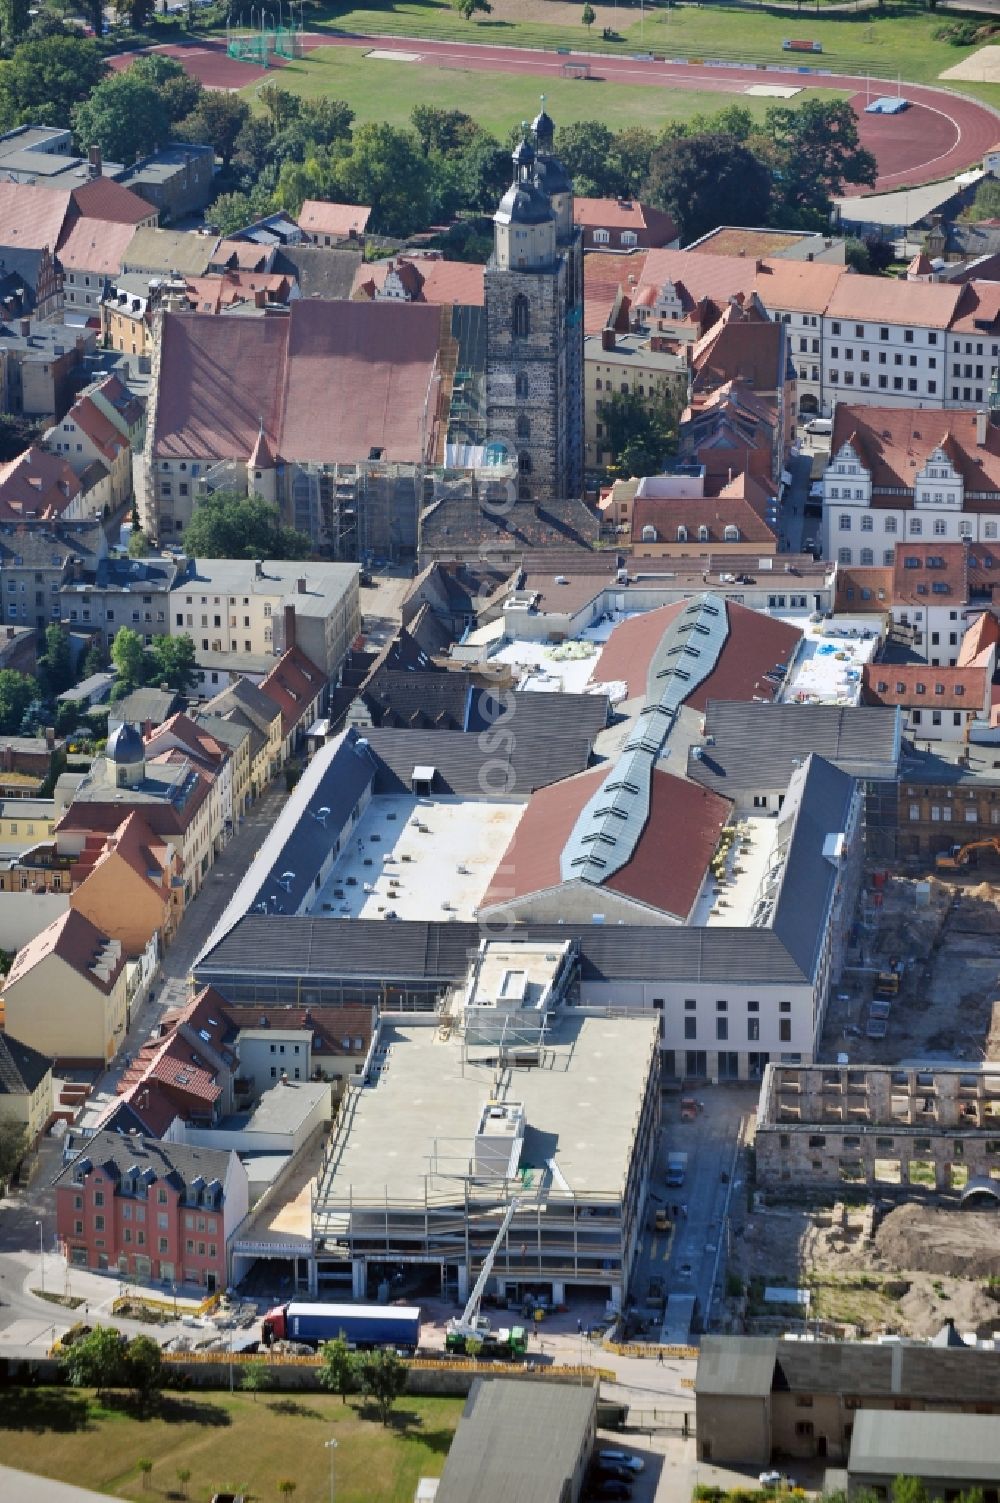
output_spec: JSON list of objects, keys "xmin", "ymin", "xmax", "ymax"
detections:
[{"xmin": 485, "ymin": 106, "xmax": 584, "ymax": 502}]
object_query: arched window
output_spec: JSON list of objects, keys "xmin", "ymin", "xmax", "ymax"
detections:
[
  {"xmin": 676, "ymin": 525, "xmax": 688, "ymax": 542},
  {"xmin": 641, "ymin": 524, "xmax": 657, "ymax": 543},
  {"xmin": 519, "ymin": 452, "xmax": 532, "ymax": 475},
  {"xmin": 723, "ymin": 524, "xmax": 740, "ymax": 543},
  {"xmin": 698, "ymin": 524, "xmax": 709, "ymax": 543},
  {"xmin": 515, "ymin": 372, "xmax": 529, "ymax": 399},
  {"xmin": 516, "ymin": 414, "xmax": 530, "ymax": 440},
  {"xmin": 512, "ymin": 295, "xmax": 530, "ymax": 338}
]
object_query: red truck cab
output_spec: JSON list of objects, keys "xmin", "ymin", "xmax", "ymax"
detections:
[{"xmin": 261, "ymin": 1304, "xmax": 288, "ymax": 1344}]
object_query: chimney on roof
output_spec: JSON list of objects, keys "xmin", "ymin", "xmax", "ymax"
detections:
[
  {"xmin": 806, "ymin": 252, "xmax": 814, "ymax": 262},
  {"xmin": 44, "ymin": 725, "xmax": 55, "ymax": 749},
  {"xmin": 601, "ymin": 326, "xmax": 615, "ymax": 352},
  {"xmin": 283, "ymin": 602, "xmax": 296, "ymax": 651},
  {"xmin": 72, "ymin": 556, "xmax": 83, "ymax": 581},
  {"xmin": 253, "ymin": 287, "xmax": 266, "ymax": 309},
  {"xmin": 88, "ymin": 145, "xmax": 102, "ymax": 178},
  {"xmin": 17, "ymin": 317, "xmax": 29, "ymax": 337},
  {"xmin": 977, "ymin": 410, "xmax": 988, "ymax": 447},
  {"xmin": 254, "ymin": 559, "xmax": 263, "ymax": 579},
  {"xmin": 296, "ymin": 575, "xmax": 306, "ymax": 595}
]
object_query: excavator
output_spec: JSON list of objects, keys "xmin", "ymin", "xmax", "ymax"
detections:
[{"xmin": 935, "ymin": 837, "xmax": 1000, "ymax": 872}]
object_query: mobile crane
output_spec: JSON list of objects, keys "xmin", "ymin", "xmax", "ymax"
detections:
[
  {"xmin": 935, "ymin": 837, "xmax": 1000, "ymax": 871},
  {"xmin": 445, "ymin": 1198, "xmax": 528, "ymax": 1360}
]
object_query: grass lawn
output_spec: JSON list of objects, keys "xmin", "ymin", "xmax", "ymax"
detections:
[
  {"xmin": 0, "ymin": 1386, "xmax": 461, "ymax": 1502},
  {"xmin": 288, "ymin": 0, "xmax": 990, "ymax": 87},
  {"xmin": 244, "ymin": 44, "xmax": 846, "ymax": 130}
]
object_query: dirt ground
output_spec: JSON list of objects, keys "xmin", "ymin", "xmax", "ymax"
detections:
[
  {"xmin": 820, "ymin": 871, "xmax": 1000, "ymax": 1065},
  {"xmin": 940, "ymin": 44, "xmax": 1000, "ymax": 83},
  {"xmin": 729, "ymin": 1199, "xmax": 1000, "ymax": 1340}
]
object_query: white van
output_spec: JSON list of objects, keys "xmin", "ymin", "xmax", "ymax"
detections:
[{"xmin": 805, "ymin": 417, "xmax": 833, "ymax": 436}]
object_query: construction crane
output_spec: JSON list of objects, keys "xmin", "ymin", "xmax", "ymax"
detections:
[
  {"xmin": 936, "ymin": 838, "xmax": 1000, "ymax": 871},
  {"xmin": 446, "ymin": 1198, "xmax": 527, "ymax": 1360}
]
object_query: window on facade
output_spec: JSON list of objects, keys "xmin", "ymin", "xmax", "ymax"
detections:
[{"xmin": 512, "ymin": 294, "xmax": 530, "ymax": 338}]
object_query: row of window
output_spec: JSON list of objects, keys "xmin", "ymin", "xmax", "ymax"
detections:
[
  {"xmin": 908, "ymin": 803, "xmax": 1000, "ymax": 824},
  {"xmin": 829, "ymin": 373, "xmax": 930, "ymax": 394},
  {"xmin": 684, "ymin": 1018, "xmax": 793, "ymax": 1042},
  {"xmin": 831, "ymin": 348, "xmax": 926, "ymax": 366},
  {"xmin": 838, "ymin": 514, "xmax": 962, "ymax": 537}
]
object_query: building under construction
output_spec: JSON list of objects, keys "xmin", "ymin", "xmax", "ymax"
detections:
[{"xmin": 309, "ymin": 951, "xmax": 660, "ymax": 1310}]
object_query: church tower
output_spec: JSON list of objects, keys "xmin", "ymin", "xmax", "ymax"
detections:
[{"xmin": 484, "ymin": 109, "xmax": 583, "ymax": 501}]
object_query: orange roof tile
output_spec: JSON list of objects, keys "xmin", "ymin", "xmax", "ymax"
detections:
[
  {"xmin": 297, "ymin": 199, "xmax": 371, "ymax": 239},
  {"xmin": 863, "ymin": 664, "xmax": 989, "ymax": 710},
  {"xmin": 831, "ymin": 406, "xmax": 1000, "ymax": 509}
]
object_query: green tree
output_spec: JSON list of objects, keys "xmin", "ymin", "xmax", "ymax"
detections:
[
  {"xmin": 72, "ymin": 69, "xmax": 169, "ymax": 163},
  {"xmin": 643, "ymin": 133, "xmax": 772, "ymax": 245},
  {"xmin": 183, "ymin": 490, "xmax": 312, "ymax": 560},
  {"xmin": 126, "ymin": 1335, "xmax": 163, "ymax": 1415},
  {"xmin": 0, "ymin": 669, "xmax": 37, "ymax": 733},
  {"xmin": 964, "ymin": 177, "xmax": 1000, "ymax": 223},
  {"xmin": 0, "ymin": 36, "xmax": 105, "ymax": 133},
  {"xmin": 411, "ymin": 105, "xmax": 477, "ymax": 157},
  {"xmin": 0, "ymin": 0, "xmax": 31, "ymax": 50},
  {"xmin": 763, "ymin": 99, "xmax": 877, "ymax": 229},
  {"xmin": 176, "ymin": 1468, "xmax": 192, "ymax": 1500},
  {"xmin": 38, "ymin": 624, "xmax": 73, "ymax": 697},
  {"xmin": 207, "ymin": 185, "xmax": 274, "ymax": 236},
  {"xmin": 232, "ymin": 116, "xmax": 275, "ymax": 181},
  {"xmin": 554, "ymin": 120, "xmax": 616, "ymax": 197},
  {"xmin": 357, "ymin": 1348, "xmax": 407, "ymax": 1425},
  {"xmin": 177, "ymin": 90, "xmax": 250, "ymax": 168},
  {"xmin": 127, "ymin": 528, "xmax": 151, "ymax": 558},
  {"xmin": 277, "ymin": 1483, "xmax": 297, "ymax": 1501},
  {"xmin": 317, "ymin": 1334, "xmax": 357, "ymax": 1402},
  {"xmin": 450, "ymin": 132, "xmax": 509, "ymax": 214},
  {"xmin": 257, "ymin": 81, "xmax": 300, "ymax": 131},
  {"xmin": 137, "ymin": 1458, "xmax": 153, "ymax": 1491},
  {"xmin": 457, "ymin": 0, "xmax": 491, "ymax": 18},
  {"xmin": 62, "ymin": 1325, "xmax": 128, "ymax": 1400},
  {"xmin": 0, "ymin": 1119, "xmax": 27, "ymax": 1189},
  {"xmin": 328, "ymin": 123, "xmax": 433, "ymax": 236},
  {"xmin": 146, "ymin": 634, "xmax": 195, "ymax": 691},
  {"xmin": 892, "ymin": 1482, "xmax": 930, "ymax": 1503},
  {"xmin": 240, "ymin": 1359, "xmax": 275, "ymax": 1402},
  {"xmin": 118, "ymin": 0, "xmax": 155, "ymax": 31},
  {"xmin": 131, "ymin": 53, "xmax": 202, "ymax": 122},
  {"xmin": 603, "ymin": 388, "xmax": 680, "ymax": 478},
  {"xmin": 0, "ymin": 412, "xmax": 45, "ymax": 461},
  {"xmin": 81, "ymin": 638, "xmax": 107, "ymax": 677},
  {"xmin": 111, "ymin": 627, "xmax": 147, "ymax": 691},
  {"xmin": 581, "ymin": 3, "xmax": 595, "ymax": 26},
  {"xmin": 609, "ymin": 126, "xmax": 657, "ymax": 197}
]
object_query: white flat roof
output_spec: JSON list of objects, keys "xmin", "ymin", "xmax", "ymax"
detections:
[
  {"xmin": 688, "ymin": 814, "xmax": 779, "ymax": 928},
  {"xmin": 310, "ymin": 793, "xmax": 524, "ymax": 922},
  {"xmin": 780, "ymin": 616, "xmax": 878, "ymax": 706},
  {"xmin": 490, "ymin": 613, "xmax": 642, "ymax": 693}
]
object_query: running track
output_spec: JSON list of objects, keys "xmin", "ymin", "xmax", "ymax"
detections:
[{"xmin": 112, "ymin": 32, "xmax": 1000, "ymax": 191}]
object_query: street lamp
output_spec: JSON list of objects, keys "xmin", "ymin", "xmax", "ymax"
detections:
[
  {"xmin": 325, "ymin": 1436, "xmax": 338, "ymax": 1503},
  {"xmin": 35, "ymin": 1219, "xmax": 44, "ymax": 1295}
]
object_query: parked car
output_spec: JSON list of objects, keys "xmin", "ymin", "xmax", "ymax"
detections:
[{"xmin": 597, "ymin": 1452, "xmax": 644, "ymax": 1473}]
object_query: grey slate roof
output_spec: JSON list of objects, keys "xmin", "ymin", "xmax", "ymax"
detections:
[
  {"xmin": 364, "ymin": 723, "xmax": 597, "ymax": 794},
  {"xmin": 111, "ymin": 686, "xmax": 182, "ymax": 729},
  {"xmin": 272, "ymin": 245, "xmax": 362, "ymax": 300},
  {"xmin": 196, "ymin": 916, "xmax": 808, "ymax": 988},
  {"xmin": 0, "ymin": 1032, "xmax": 52, "ymax": 1097},
  {"xmin": 769, "ymin": 754, "xmax": 858, "ymax": 981},
  {"xmin": 54, "ymin": 1129, "xmax": 231, "ymax": 1194},
  {"xmin": 436, "ymin": 1378, "xmax": 596, "ymax": 1503},
  {"xmin": 699, "ymin": 1335, "xmax": 1000, "ymax": 1405},
  {"xmin": 848, "ymin": 1409, "xmax": 1000, "ymax": 1481},
  {"xmin": 688, "ymin": 702, "xmax": 902, "ymax": 794}
]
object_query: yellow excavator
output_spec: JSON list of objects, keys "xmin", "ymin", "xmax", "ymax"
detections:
[{"xmin": 935, "ymin": 837, "xmax": 1000, "ymax": 871}]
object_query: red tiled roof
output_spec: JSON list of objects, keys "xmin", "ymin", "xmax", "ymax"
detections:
[
  {"xmin": 298, "ymin": 199, "xmax": 371, "ymax": 238},
  {"xmin": 593, "ymin": 597, "xmax": 800, "ymax": 707},
  {"xmin": 4, "ymin": 908, "xmax": 124, "ymax": 994},
  {"xmin": 824, "ymin": 272, "xmax": 961, "ymax": 330},
  {"xmin": 830, "ymin": 406, "xmax": 1000, "ymax": 508},
  {"xmin": 220, "ymin": 1001, "xmax": 375, "ymax": 1055},
  {"xmin": 259, "ymin": 644, "xmax": 324, "ymax": 737},
  {"xmin": 582, "ymin": 248, "xmax": 649, "ymax": 333},
  {"xmin": 145, "ymin": 712, "xmax": 227, "ymax": 769},
  {"xmin": 891, "ymin": 542, "xmax": 969, "ymax": 606},
  {"xmin": 351, "ymin": 255, "xmax": 484, "ymax": 307},
  {"xmin": 68, "ymin": 177, "xmax": 155, "ymax": 228},
  {"xmin": 0, "ymin": 182, "xmax": 69, "ymax": 251},
  {"xmin": 834, "ymin": 565, "xmax": 893, "ymax": 613},
  {"xmin": 67, "ymin": 394, "xmax": 124, "ymax": 462},
  {"xmin": 863, "ymin": 663, "xmax": 989, "ymax": 710},
  {"xmin": 574, "ymin": 196, "xmax": 678, "ymax": 244},
  {"xmin": 957, "ymin": 610, "xmax": 1000, "ymax": 667},
  {"xmin": 153, "ymin": 311, "xmax": 289, "ymax": 463},
  {"xmin": 482, "ymin": 764, "xmax": 731, "ymax": 921},
  {"xmin": 948, "ymin": 278, "xmax": 1000, "ymax": 335},
  {"xmin": 690, "ymin": 303, "xmax": 785, "ymax": 395},
  {"xmin": 213, "ymin": 238, "xmax": 272, "ymax": 272},
  {"xmin": 57, "ymin": 217, "xmax": 136, "ymax": 276},
  {"xmin": 72, "ymin": 809, "xmax": 180, "ymax": 899},
  {"xmin": 631, "ymin": 489, "xmax": 775, "ymax": 548},
  {"xmin": 0, "ymin": 445, "xmax": 81, "ymax": 519}
]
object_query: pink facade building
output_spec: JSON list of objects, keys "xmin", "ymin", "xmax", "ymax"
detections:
[{"xmin": 55, "ymin": 1130, "xmax": 248, "ymax": 1291}]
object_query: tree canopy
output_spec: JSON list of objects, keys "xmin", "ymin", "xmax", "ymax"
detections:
[
  {"xmin": 183, "ymin": 491, "xmax": 312, "ymax": 561},
  {"xmin": 73, "ymin": 68, "xmax": 169, "ymax": 163},
  {"xmin": 762, "ymin": 99, "xmax": 877, "ymax": 228},
  {"xmin": 0, "ymin": 36, "xmax": 105, "ymax": 133},
  {"xmin": 0, "ymin": 669, "xmax": 37, "ymax": 734},
  {"xmin": 643, "ymin": 132, "xmax": 772, "ymax": 245}
]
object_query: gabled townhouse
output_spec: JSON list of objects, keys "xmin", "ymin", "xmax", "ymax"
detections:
[
  {"xmin": 862, "ymin": 613, "xmax": 996, "ymax": 740},
  {"xmin": 68, "ymin": 810, "xmax": 184, "ymax": 956},
  {"xmin": 201, "ymin": 678, "xmax": 283, "ymax": 798},
  {"xmin": 258, "ymin": 643, "xmax": 327, "ymax": 763},
  {"xmin": 144, "ymin": 712, "xmax": 234, "ymax": 856},
  {"xmin": 45, "ymin": 390, "xmax": 132, "ymax": 511},
  {"xmin": 0, "ymin": 1031, "xmax": 52, "ymax": 1153},
  {"xmin": 113, "ymin": 985, "xmax": 237, "ymax": 1125},
  {"xmin": 54, "ymin": 1130, "xmax": 248, "ymax": 1290},
  {"xmin": 573, "ymin": 195, "xmax": 679, "ymax": 253},
  {"xmin": 0, "ymin": 907, "xmax": 128, "ymax": 1065},
  {"xmin": 56, "ymin": 722, "xmax": 216, "ymax": 898},
  {"xmin": 822, "ymin": 405, "xmax": 1000, "ymax": 564},
  {"xmin": 0, "ymin": 447, "xmax": 84, "ymax": 522}
]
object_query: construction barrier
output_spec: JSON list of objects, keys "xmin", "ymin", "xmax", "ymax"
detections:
[
  {"xmin": 601, "ymin": 1340, "xmax": 699, "ymax": 1361},
  {"xmin": 112, "ymin": 1289, "xmax": 222, "ymax": 1320}
]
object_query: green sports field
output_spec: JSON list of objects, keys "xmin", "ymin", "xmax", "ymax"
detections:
[{"xmin": 242, "ymin": 44, "xmax": 847, "ymax": 131}]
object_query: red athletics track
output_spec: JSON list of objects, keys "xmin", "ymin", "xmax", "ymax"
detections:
[{"xmin": 110, "ymin": 32, "xmax": 1000, "ymax": 191}]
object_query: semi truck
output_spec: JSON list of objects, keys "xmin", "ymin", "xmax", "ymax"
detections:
[{"xmin": 261, "ymin": 1301, "xmax": 421, "ymax": 1351}]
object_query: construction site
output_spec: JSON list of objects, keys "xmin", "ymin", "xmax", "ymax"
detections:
[{"xmin": 728, "ymin": 847, "xmax": 1000, "ymax": 1342}]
